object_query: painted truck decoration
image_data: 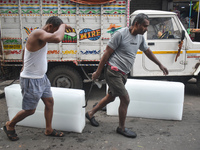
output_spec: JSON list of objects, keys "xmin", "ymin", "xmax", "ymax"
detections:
[{"xmin": 1, "ymin": 0, "xmax": 200, "ymax": 89}]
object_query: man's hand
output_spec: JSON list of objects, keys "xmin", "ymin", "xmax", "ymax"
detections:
[
  {"xmin": 92, "ymin": 71, "xmax": 100, "ymax": 81},
  {"xmin": 159, "ymin": 64, "xmax": 168, "ymax": 76},
  {"xmin": 65, "ymin": 24, "xmax": 73, "ymax": 32}
]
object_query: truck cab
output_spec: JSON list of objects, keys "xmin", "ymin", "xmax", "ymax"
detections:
[{"xmin": 130, "ymin": 10, "xmax": 200, "ymax": 87}]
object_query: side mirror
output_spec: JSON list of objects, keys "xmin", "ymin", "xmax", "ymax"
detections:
[{"xmin": 181, "ymin": 30, "xmax": 185, "ymax": 41}]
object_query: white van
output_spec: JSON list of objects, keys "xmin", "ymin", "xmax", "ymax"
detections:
[{"xmin": 130, "ymin": 10, "xmax": 200, "ymax": 88}]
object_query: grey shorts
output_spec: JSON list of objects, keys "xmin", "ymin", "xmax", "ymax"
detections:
[
  {"xmin": 20, "ymin": 75, "xmax": 52, "ymax": 110},
  {"xmin": 105, "ymin": 65, "xmax": 128, "ymax": 97}
]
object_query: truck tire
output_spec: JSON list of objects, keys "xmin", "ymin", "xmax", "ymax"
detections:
[{"xmin": 47, "ymin": 65, "xmax": 83, "ymax": 89}]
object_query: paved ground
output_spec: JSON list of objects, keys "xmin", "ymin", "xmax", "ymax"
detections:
[{"xmin": 0, "ymin": 79, "xmax": 200, "ymax": 150}]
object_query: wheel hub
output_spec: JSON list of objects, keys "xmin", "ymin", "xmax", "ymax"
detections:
[{"xmin": 56, "ymin": 77, "xmax": 71, "ymax": 88}]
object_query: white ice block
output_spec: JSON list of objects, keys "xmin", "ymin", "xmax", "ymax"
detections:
[
  {"xmin": 107, "ymin": 79, "xmax": 185, "ymax": 120},
  {"xmin": 4, "ymin": 84, "xmax": 85, "ymax": 133}
]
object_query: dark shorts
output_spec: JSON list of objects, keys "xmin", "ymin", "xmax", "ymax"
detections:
[
  {"xmin": 20, "ymin": 75, "xmax": 52, "ymax": 110},
  {"xmin": 105, "ymin": 65, "xmax": 128, "ymax": 97}
]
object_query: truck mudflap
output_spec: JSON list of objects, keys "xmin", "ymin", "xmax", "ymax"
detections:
[{"xmin": 194, "ymin": 63, "xmax": 200, "ymax": 76}]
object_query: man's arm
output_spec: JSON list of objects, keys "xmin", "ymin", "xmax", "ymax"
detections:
[
  {"xmin": 21, "ymin": 47, "xmax": 25, "ymax": 72},
  {"xmin": 92, "ymin": 46, "xmax": 114, "ymax": 80},
  {"xmin": 143, "ymin": 48, "xmax": 168, "ymax": 75},
  {"xmin": 38, "ymin": 24, "xmax": 72, "ymax": 43}
]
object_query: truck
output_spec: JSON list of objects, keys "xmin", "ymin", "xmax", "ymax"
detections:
[{"xmin": 1, "ymin": 0, "xmax": 200, "ymax": 89}]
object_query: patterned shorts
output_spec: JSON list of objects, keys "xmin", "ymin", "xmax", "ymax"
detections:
[{"xmin": 20, "ymin": 75, "xmax": 52, "ymax": 110}]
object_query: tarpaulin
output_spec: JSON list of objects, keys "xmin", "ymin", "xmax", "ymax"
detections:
[{"xmin": 70, "ymin": 0, "xmax": 116, "ymax": 5}]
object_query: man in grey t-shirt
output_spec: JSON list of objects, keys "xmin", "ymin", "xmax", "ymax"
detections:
[{"xmin": 85, "ymin": 13, "xmax": 168, "ymax": 138}]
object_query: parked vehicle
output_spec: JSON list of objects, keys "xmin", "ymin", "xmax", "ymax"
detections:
[
  {"xmin": 0, "ymin": 0, "xmax": 129, "ymax": 88},
  {"xmin": 130, "ymin": 10, "xmax": 200, "ymax": 88},
  {"xmin": 1, "ymin": 0, "xmax": 200, "ymax": 89}
]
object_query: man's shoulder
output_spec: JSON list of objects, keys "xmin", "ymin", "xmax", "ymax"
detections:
[
  {"xmin": 26, "ymin": 29, "xmax": 47, "ymax": 51},
  {"xmin": 112, "ymin": 27, "xmax": 129, "ymax": 38},
  {"xmin": 117, "ymin": 27, "xmax": 128, "ymax": 33},
  {"xmin": 31, "ymin": 29, "xmax": 44, "ymax": 34},
  {"xmin": 28, "ymin": 29, "xmax": 45, "ymax": 42}
]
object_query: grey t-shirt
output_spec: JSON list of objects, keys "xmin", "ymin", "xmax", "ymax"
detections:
[{"xmin": 107, "ymin": 27, "xmax": 148, "ymax": 74}]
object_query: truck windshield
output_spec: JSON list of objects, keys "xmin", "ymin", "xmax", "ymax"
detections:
[{"xmin": 147, "ymin": 17, "xmax": 181, "ymax": 40}]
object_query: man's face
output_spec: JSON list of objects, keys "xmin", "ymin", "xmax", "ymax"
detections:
[
  {"xmin": 47, "ymin": 24, "xmax": 59, "ymax": 33},
  {"xmin": 136, "ymin": 19, "xmax": 149, "ymax": 35},
  {"xmin": 50, "ymin": 26, "xmax": 59, "ymax": 33}
]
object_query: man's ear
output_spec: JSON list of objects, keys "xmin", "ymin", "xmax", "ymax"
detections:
[
  {"xmin": 47, "ymin": 24, "xmax": 53, "ymax": 32},
  {"xmin": 135, "ymin": 21, "xmax": 139, "ymax": 27}
]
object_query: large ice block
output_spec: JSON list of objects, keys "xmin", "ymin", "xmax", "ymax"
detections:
[
  {"xmin": 4, "ymin": 84, "xmax": 85, "ymax": 133},
  {"xmin": 107, "ymin": 79, "xmax": 185, "ymax": 120}
]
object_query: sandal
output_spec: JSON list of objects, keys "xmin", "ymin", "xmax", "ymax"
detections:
[
  {"xmin": 45, "ymin": 129, "xmax": 64, "ymax": 137},
  {"xmin": 3, "ymin": 126, "xmax": 19, "ymax": 141}
]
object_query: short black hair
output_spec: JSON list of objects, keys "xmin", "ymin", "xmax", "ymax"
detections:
[
  {"xmin": 131, "ymin": 13, "xmax": 149, "ymax": 26},
  {"xmin": 46, "ymin": 16, "xmax": 63, "ymax": 27}
]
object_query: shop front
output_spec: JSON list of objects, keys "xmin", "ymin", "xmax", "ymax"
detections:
[{"xmin": 173, "ymin": 0, "xmax": 200, "ymax": 41}]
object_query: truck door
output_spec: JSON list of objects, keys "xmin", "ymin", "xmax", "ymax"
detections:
[{"xmin": 144, "ymin": 16, "xmax": 186, "ymax": 73}]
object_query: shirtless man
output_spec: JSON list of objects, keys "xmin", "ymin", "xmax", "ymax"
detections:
[{"xmin": 3, "ymin": 16, "xmax": 72, "ymax": 141}]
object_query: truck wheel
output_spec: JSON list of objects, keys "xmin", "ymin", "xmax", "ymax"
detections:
[{"xmin": 47, "ymin": 66, "xmax": 83, "ymax": 89}]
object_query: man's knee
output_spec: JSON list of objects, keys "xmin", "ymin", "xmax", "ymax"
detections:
[
  {"xmin": 119, "ymin": 94, "xmax": 130, "ymax": 106},
  {"xmin": 48, "ymin": 98, "xmax": 54, "ymax": 106},
  {"xmin": 43, "ymin": 97, "xmax": 54, "ymax": 108},
  {"xmin": 107, "ymin": 94, "xmax": 116, "ymax": 102},
  {"xmin": 25, "ymin": 109, "xmax": 36, "ymax": 116}
]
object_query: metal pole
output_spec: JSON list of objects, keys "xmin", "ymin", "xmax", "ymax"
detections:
[
  {"xmin": 189, "ymin": 0, "xmax": 192, "ymax": 29},
  {"xmin": 197, "ymin": 0, "xmax": 200, "ymax": 28}
]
